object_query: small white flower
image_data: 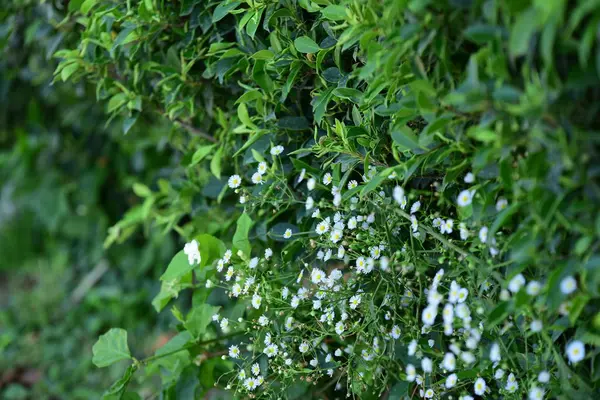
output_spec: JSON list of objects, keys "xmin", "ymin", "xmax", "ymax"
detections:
[
  {"xmin": 183, "ymin": 240, "xmax": 201, "ymax": 265},
  {"xmin": 251, "ymin": 294, "xmax": 262, "ymax": 309},
  {"xmin": 560, "ymin": 275, "xmax": 577, "ymax": 295},
  {"xmin": 422, "ymin": 305, "xmax": 437, "ymax": 326},
  {"xmin": 264, "ymin": 248, "xmax": 273, "ymax": 259},
  {"xmin": 252, "ymin": 363, "xmax": 260, "ymax": 376},
  {"xmin": 316, "ymin": 220, "xmax": 330, "ymax": 235},
  {"xmin": 329, "ymin": 229, "xmax": 343, "ymax": 243},
  {"xmin": 393, "ymin": 186, "xmax": 405, "ymax": 206},
  {"xmin": 263, "ymin": 344, "xmax": 278, "ymax": 358},
  {"xmin": 257, "ymin": 161, "xmax": 268, "ymax": 175},
  {"xmin": 530, "ymin": 320, "xmax": 543, "ymax": 333},
  {"xmin": 220, "ymin": 319, "xmax": 229, "ymax": 332},
  {"xmin": 408, "ymin": 340, "xmax": 417, "ymax": 356},
  {"xmin": 441, "ymin": 219, "xmax": 453, "ymax": 234},
  {"xmin": 406, "ymin": 364, "xmax": 416, "ymax": 381},
  {"xmin": 347, "ymin": 180, "xmax": 358, "ymax": 189},
  {"xmin": 496, "ymin": 197, "xmax": 508, "ymax": 211},
  {"xmin": 323, "ymin": 173, "xmax": 332, "ymax": 185},
  {"xmin": 424, "ymin": 389, "xmax": 434, "ymax": 398},
  {"xmin": 258, "ymin": 315, "xmax": 269, "ymax": 326},
  {"xmin": 527, "ymin": 281, "xmax": 541, "ymax": 296},
  {"xmin": 508, "ymin": 273, "xmax": 526, "ymax": 293},
  {"xmin": 297, "ymin": 168, "xmax": 306, "ymax": 183},
  {"xmin": 459, "ymin": 222, "xmax": 469, "ymax": 240},
  {"xmin": 538, "ymin": 371, "xmax": 550, "ymax": 383},
  {"xmin": 421, "ymin": 357, "xmax": 432, "ymax": 373},
  {"xmin": 309, "ymin": 358, "xmax": 318, "ymax": 367},
  {"xmin": 305, "ymin": 196, "xmax": 314, "ymax": 210},
  {"xmin": 311, "ymin": 268, "xmax": 325, "ymax": 284},
  {"xmin": 410, "ymin": 201, "xmax": 421, "ymax": 214},
  {"xmin": 479, "ymin": 226, "xmax": 488, "ymax": 243},
  {"xmin": 307, "ymin": 177, "xmax": 316, "ymax": 190},
  {"xmin": 349, "ymin": 294, "xmax": 361, "ymax": 310},
  {"xmin": 299, "ymin": 342, "xmax": 309, "ymax": 353},
  {"xmin": 270, "ymin": 145, "xmax": 284, "ymax": 156},
  {"xmin": 443, "ymin": 352, "xmax": 456, "ymax": 371},
  {"xmin": 239, "ymin": 195, "xmax": 246, "ymax": 204},
  {"xmin": 446, "ymin": 373, "xmax": 458, "ymax": 388},
  {"xmin": 529, "ymin": 386, "xmax": 544, "ymax": 400},
  {"xmin": 251, "ymin": 172, "xmax": 264, "ymax": 184},
  {"xmin": 464, "ymin": 172, "xmax": 475, "ymax": 183},
  {"xmin": 337, "ymin": 245, "xmax": 345, "ymax": 259},
  {"xmin": 495, "ymin": 369, "xmax": 505, "ymax": 379},
  {"xmin": 229, "ymin": 345, "xmax": 240, "ymax": 358},
  {"xmin": 490, "ymin": 342, "xmax": 501, "ymax": 362},
  {"xmin": 566, "ymin": 340, "xmax": 585, "ymax": 363},
  {"xmin": 228, "ymin": 174, "xmax": 242, "ymax": 188},
  {"xmin": 231, "ymin": 283, "xmax": 242, "ymax": 297},
  {"xmin": 390, "ymin": 325, "xmax": 401, "ymax": 339},
  {"xmin": 249, "ymin": 257, "xmax": 259, "ymax": 269},
  {"xmin": 283, "ymin": 229, "xmax": 292, "ymax": 239},
  {"xmin": 335, "ymin": 321, "xmax": 345, "ymax": 335},
  {"xmin": 474, "ymin": 377, "xmax": 486, "ymax": 396},
  {"xmin": 457, "ymin": 190, "xmax": 475, "ymax": 207}
]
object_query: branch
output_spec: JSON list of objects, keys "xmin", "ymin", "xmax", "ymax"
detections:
[{"xmin": 174, "ymin": 118, "xmax": 217, "ymax": 143}]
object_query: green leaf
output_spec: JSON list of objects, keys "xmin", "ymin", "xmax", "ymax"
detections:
[
  {"xmin": 195, "ymin": 234, "xmax": 226, "ymax": 270},
  {"xmin": 391, "ymin": 125, "xmax": 420, "ymax": 150},
  {"xmin": 233, "ymin": 213, "xmax": 253, "ymax": 256},
  {"xmin": 60, "ymin": 63, "xmax": 79, "ymax": 82},
  {"xmin": 509, "ymin": 9, "xmax": 538, "ymax": 57},
  {"xmin": 333, "ymin": 88, "xmax": 364, "ymax": 103},
  {"xmin": 80, "ymin": 0, "xmax": 98, "ymax": 15},
  {"xmin": 321, "ymin": 5, "xmax": 346, "ymax": 20},
  {"xmin": 313, "ymin": 88, "xmax": 334, "ymax": 124},
  {"xmin": 107, "ymin": 93, "xmax": 128, "ymax": 113},
  {"xmin": 190, "ymin": 144, "xmax": 216, "ymax": 166},
  {"xmin": 294, "ymin": 36, "xmax": 320, "ymax": 53},
  {"xmin": 487, "ymin": 301, "xmax": 510, "ymax": 328},
  {"xmin": 92, "ymin": 328, "xmax": 132, "ymax": 368},
  {"xmin": 160, "ymin": 250, "xmax": 193, "ymax": 282},
  {"xmin": 210, "ymin": 146, "xmax": 223, "ymax": 179},
  {"xmin": 212, "ymin": 1, "xmax": 242, "ymax": 22},
  {"xmin": 185, "ymin": 304, "xmax": 221, "ymax": 338},
  {"xmin": 132, "ymin": 183, "xmax": 152, "ymax": 197},
  {"xmin": 102, "ymin": 365, "xmax": 137, "ymax": 400},
  {"xmin": 238, "ymin": 103, "xmax": 255, "ymax": 128}
]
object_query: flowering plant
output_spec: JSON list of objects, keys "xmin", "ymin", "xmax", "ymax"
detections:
[{"xmin": 60, "ymin": 0, "xmax": 600, "ymax": 398}]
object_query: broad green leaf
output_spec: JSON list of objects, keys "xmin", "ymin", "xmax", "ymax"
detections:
[
  {"xmin": 102, "ymin": 365, "xmax": 137, "ymax": 400},
  {"xmin": 391, "ymin": 125, "xmax": 420, "ymax": 150},
  {"xmin": 233, "ymin": 213, "xmax": 253, "ymax": 256},
  {"xmin": 190, "ymin": 144, "xmax": 216, "ymax": 166},
  {"xmin": 185, "ymin": 304, "xmax": 221, "ymax": 338},
  {"xmin": 294, "ymin": 36, "xmax": 320, "ymax": 53},
  {"xmin": 210, "ymin": 146, "xmax": 223, "ymax": 179},
  {"xmin": 160, "ymin": 250, "xmax": 192, "ymax": 281},
  {"xmin": 321, "ymin": 5, "xmax": 346, "ymax": 20},
  {"xmin": 92, "ymin": 328, "xmax": 131, "ymax": 368},
  {"xmin": 212, "ymin": 1, "xmax": 241, "ymax": 22},
  {"xmin": 509, "ymin": 9, "xmax": 538, "ymax": 57}
]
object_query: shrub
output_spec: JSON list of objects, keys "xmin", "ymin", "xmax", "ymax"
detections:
[{"xmin": 59, "ymin": 0, "xmax": 600, "ymax": 398}]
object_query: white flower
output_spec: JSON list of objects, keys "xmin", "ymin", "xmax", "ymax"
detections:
[
  {"xmin": 337, "ymin": 245, "xmax": 345, "ymax": 259},
  {"xmin": 474, "ymin": 377, "xmax": 486, "ymax": 396},
  {"xmin": 508, "ymin": 273, "xmax": 526, "ymax": 293},
  {"xmin": 264, "ymin": 248, "xmax": 273, "ymax": 259},
  {"xmin": 538, "ymin": 371, "xmax": 550, "ymax": 383},
  {"xmin": 393, "ymin": 186, "xmax": 405, "ymax": 206},
  {"xmin": 239, "ymin": 195, "xmax": 246, "ymax": 204},
  {"xmin": 270, "ymin": 145, "xmax": 284, "ymax": 156},
  {"xmin": 251, "ymin": 363, "xmax": 260, "ymax": 376},
  {"xmin": 316, "ymin": 220, "xmax": 330, "ymax": 235},
  {"xmin": 229, "ymin": 345, "xmax": 240, "ymax": 358},
  {"xmin": 496, "ymin": 198, "xmax": 508, "ymax": 211},
  {"xmin": 441, "ymin": 219, "xmax": 453, "ymax": 234},
  {"xmin": 410, "ymin": 201, "xmax": 421, "ymax": 214},
  {"xmin": 183, "ymin": 240, "xmax": 201, "ymax": 265},
  {"xmin": 495, "ymin": 369, "xmax": 505, "ymax": 379},
  {"xmin": 220, "ymin": 319, "xmax": 229, "ymax": 332},
  {"xmin": 257, "ymin": 161, "xmax": 268, "ymax": 175},
  {"xmin": 529, "ymin": 386, "xmax": 544, "ymax": 400},
  {"xmin": 349, "ymin": 294, "xmax": 361, "ymax": 309},
  {"xmin": 333, "ymin": 193, "xmax": 341, "ymax": 207},
  {"xmin": 309, "ymin": 358, "xmax": 318, "ymax": 367},
  {"xmin": 258, "ymin": 315, "xmax": 269, "ymax": 326},
  {"xmin": 249, "ymin": 257, "xmax": 259, "ymax": 269},
  {"xmin": 457, "ymin": 288, "xmax": 469, "ymax": 303},
  {"xmin": 464, "ymin": 172, "xmax": 475, "ymax": 183},
  {"xmin": 422, "ymin": 305, "xmax": 437, "ymax": 326},
  {"xmin": 228, "ymin": 174, "xmax": 242, "ymax": 188},
  {"xmin": 307, "ymin": 177, "xmax": 316, "ymax": 190},
  {"xmin": 490, "ymin": 343, "xmax": 501, "ymax": 362},
  {"xmin": 297, "ymin": 168, "xmax": 306, "ymax": 183},
  {"xmin": 527, "ymin": 281, "xmax": 541, "ymax": 296},
  {"xmin": 446, "ymin": 373, "xmax": 458, "ymax": 388},
  {"xmin": 530, "ymin": 320, "xmax": 543, "ymax": 332},
  {"xmin": 421, "ymin": 357, "xmax": 432, "ymax": 373},
  {"xmin": 330, "ymin": 229, "xmax": 343, "ymax": 243},
  {"xmin": 347, "ymin": 180, "xmax": 358, "ymax": 189},
  {"xmin": 479, "ymin": 226, "xmax": 488, "ymax": 243},
  {"xmin": 424, "ymin": 389, "xmax": 434, "ymax": 398},
  {"xmin": 291, "ymin": 296, "xmax": 300, "ymax": 308},
  {"xmin": 305, "ymin": 196, "xmax": 314, "ymax": 210},
  {"xmin": 506, "ymin": 373, "xmax": 519, "ymax": 392},
  {"xmin": 390, "ymin": 325, "xmax": 401, "ymax": 339},
  {"xmin": 408, "ymin": 340, "xmax": 417, "ymax": 356},
  {"xmin": 335, "ymin": 321, "xmax": 345, "ymax": 335},
  {"xmin": 311, "ymin": 268, "xmax": 325, "ymax": 284},
  {"xmin": 457, "ymin": 190, "xmax": 475, "ymax": 207},
  {"xmin": 459, "ymin": 222, "xmax": 469, "ymax": 240},
  {"xmin": 566, "ymin": 340, "xmax": 585, "ymax": 363},
  {"xmin": 411, "ymin": 215, "xmax": 419, "ymax": 232},
  {"xmin": 406, "ymin": 364, "xmax": 416, "ymax": 381},
  {"xmin": 263, "ymin": 344, "xmax": 278, "ymax": 358},
  {"xmin": 252, "ymin": 294, "xmax": 262, "ymax": 309},
  {"xmin": 560, "ymin": 275, "xmax": 577, "ymax": 295},
  {"xmin": 299, "ymin": 342, "xmax": 309, "ymax": 353},
  {"xmin": 232, "ymin": 284, "xmax": 242, "ymax": 297},
  {"xmin": 323, "ymin": 173, "xmax": 332, "ymax": 185},
  {"xmin": 251, "ymin": 172, "xmax": 264, "ymax": 184},
  {"xmin": 283, "ymin": 229, "xmax": 292, "ymax": 239},
  {"xmin": 443, "ymin": 352, "xmax": 456, "ymax": 371},
  {"xmin": 348, "ymin": 217, "xmax": 357, "ymax": 229}
]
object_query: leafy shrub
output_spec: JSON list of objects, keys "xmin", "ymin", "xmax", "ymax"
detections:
[{"xmin": 58, "ymin": 0, "xmax": 600, "ymax": 398}]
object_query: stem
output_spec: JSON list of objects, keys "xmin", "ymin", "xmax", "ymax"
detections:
[{"xmin": 139, "ymin": 331, "xmax": 245, "ymax": 365}]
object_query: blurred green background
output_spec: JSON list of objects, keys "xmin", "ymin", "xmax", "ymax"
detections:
[{"xmin": 0, "ymin": 2, "xmax": 176, "ymax": 398}]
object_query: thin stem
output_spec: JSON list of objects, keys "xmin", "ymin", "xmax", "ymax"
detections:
[{"xmin": 139, "ymin": 331, "xmax": 245, "ymax": 365}]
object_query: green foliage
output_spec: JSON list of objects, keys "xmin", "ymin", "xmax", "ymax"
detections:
[
  {"xmin": 34, "ymin": 0, "xmax": 600, "ymax": 398},
  {"xmin": 92, "ymin": 328, "xmax": 132, "ymax": 368}
]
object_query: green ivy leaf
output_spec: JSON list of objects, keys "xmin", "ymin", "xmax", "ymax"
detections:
[{"xmin": 92, "ymin": 328, "xmax": 132, "ymax": 368}]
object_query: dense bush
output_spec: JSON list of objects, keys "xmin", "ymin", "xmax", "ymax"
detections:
[{"xmin": 55, "ymin": 0, "xmax": 600, "ymax": 398}]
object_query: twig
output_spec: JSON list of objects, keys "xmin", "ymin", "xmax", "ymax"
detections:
[{"xmin": 174, "ymin": 118, "xmax": 217, "ymax": 143}]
